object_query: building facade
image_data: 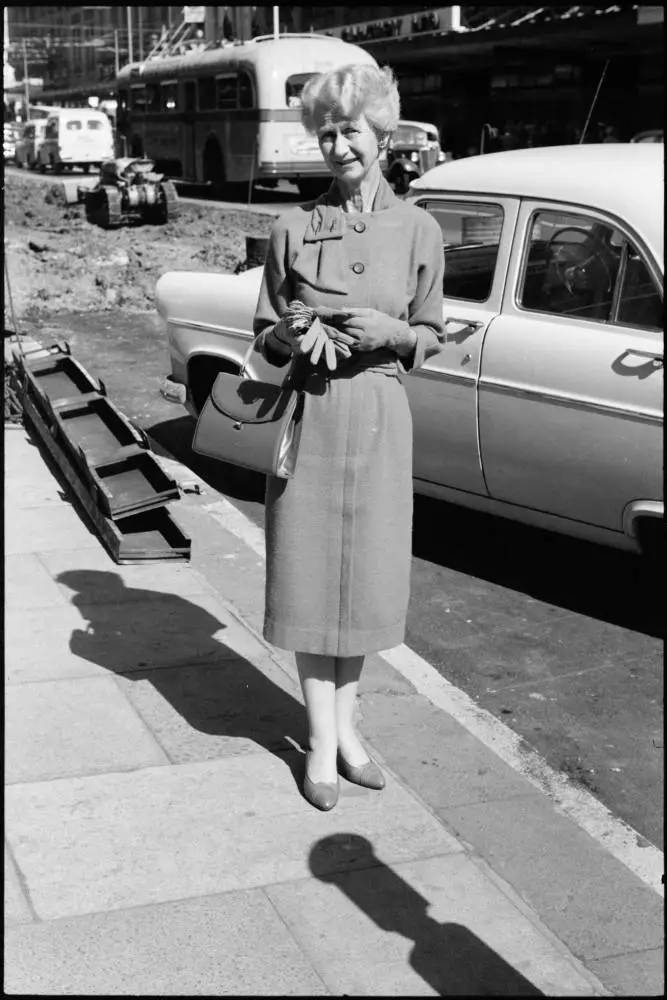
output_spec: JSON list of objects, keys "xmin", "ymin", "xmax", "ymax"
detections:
[{"xmin": 5, "ymin": 5, "xmax": 663, "ymax": 148}]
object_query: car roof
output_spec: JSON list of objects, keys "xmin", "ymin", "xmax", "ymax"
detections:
[
  {"xmin": 397, "ymin": 120, "xmax": 438, "ymax": 132},
  {"xmin": 411, "ymin": 144, "xmax": 663, "ymax": 267}
]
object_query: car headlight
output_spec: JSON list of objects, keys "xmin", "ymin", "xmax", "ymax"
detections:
[{"xmin": 410, "ymin": 151, "xmax": 420, "ymax": 162}]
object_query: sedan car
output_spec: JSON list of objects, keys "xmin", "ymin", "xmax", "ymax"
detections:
[{"xmin": 156, "ymin": 144, "xmax": 663, "ymax": 557}]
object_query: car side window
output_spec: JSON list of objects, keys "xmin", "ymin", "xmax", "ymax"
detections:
[
  {"xmin": 519, "ymin": 210, "xmax": 662, "ymax": 329},
  {"xmin": 417, "ymin": 200, "xmax": 504, "ymax": 302},
  {"xmin": 616, "ymin": 246, "xmax": 663, "ymax": 330}
]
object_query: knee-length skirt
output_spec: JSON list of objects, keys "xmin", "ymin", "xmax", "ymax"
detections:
[{"xmin": 264, "ymin": 367, "xmax": 413, "ymax": 657}]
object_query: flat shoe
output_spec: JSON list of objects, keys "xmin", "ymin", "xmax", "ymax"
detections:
[
  {"xmin": 303, "ymin": 753, "xmax": 339, "ymax": 811},
  {"xmin": 338, "ymin": 753, "xmax": 385, "ymax": 790}
]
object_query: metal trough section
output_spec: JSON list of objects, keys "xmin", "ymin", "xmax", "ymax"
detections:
[{"xmin": 18, "ymin": 344, "xmax": 190, "ymax": 563}]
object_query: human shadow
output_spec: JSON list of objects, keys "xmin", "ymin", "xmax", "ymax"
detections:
[
  {"xmin": 56, "ymin": 570, "xmax": 307, "ymax": 783},
  {"xmin": 309, "ymin": 834, "xmax": 544, "ymax": 997}
]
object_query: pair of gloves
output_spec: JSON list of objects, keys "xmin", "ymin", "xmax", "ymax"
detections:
[{"xmin": 279, "ymin": 300, "xmax": 353, "ymax": 372}]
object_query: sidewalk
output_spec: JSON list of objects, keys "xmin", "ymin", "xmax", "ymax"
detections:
[{"xmin": 4, "ymin": 421, "xmax": 663, "ymax": 996}]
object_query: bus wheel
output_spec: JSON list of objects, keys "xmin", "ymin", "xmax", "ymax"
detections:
[{"xmin": 203, "ymin": 139, "xmax": 225, "ymax": 197}]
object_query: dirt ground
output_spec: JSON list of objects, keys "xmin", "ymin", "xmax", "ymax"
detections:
[{"xmin": 4, "ymin": 174, "xmax": 275, "ymax": 326}]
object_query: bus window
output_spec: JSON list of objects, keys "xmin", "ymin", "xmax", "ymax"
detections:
[
  {"xmin": 238, "ymin": 71, "xmax": 254, "ymax": 109},
  {"xmin": 286, "ymin": 73, "xmax": 316, "ymax": 109},
  {"xmin": 130, "ymin": 85, "xmax": 147, "ymax": 112},
  {"xmin": 146, "ymin": 85, "xmax": 160, "ymax": 113},
  {"xmin": 199, "ymin": 77, "xmax": 215, "ymax": 111},
  {"xmin": 216, "ymin": 76, "xmax": 237, "ymax": 110},
  {"xmin": 183, "ymin": 81, "xmax": 197, "ymax": 112},
  {"xmin": 160, "ymin": 81, "xmax": 178, "ymax": 112}
]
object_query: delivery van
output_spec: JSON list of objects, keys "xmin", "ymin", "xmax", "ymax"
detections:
[{"xmin": 38, "ymin": 108, "xmax": 114, "ymax": 173}]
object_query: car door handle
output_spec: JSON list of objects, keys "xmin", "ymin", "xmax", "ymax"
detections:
[{"xmin": 444, "ymin": 317, "xmax": 484, "ymax": 331}]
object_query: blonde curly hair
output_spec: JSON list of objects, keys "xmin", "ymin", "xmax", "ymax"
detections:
[{"xmin": 300, "ymin": 63, "xmax": 400, "ymax": 145}]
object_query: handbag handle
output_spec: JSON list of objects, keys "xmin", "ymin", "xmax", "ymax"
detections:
[{"xmin": 240, "ymin": 333, "xmax": 308, "ymax": 391}]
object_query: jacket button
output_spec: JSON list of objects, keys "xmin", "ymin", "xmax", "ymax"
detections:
[
  {"xmin": 353, "ymin": 221, "xmax": 366, "ymax": 233},
  {"xmin": 351, "ymin": 262, "xmax": 365, "ymax": 274}
]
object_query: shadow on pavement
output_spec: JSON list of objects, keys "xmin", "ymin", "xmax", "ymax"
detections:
[
  {"xmin": 56, "ymin": 569, "xmax": 307, "ymax": 782},
  {"xmin": 309, "ymin": 834, "xmax": 543, "ymax": 997},
  {"xmin": 148, "ymin": 415, "xmax": 266, "ymax": 503},
  {"xmin": 412, "ymin": 495, "xmax": 662, "ymax": 639}
]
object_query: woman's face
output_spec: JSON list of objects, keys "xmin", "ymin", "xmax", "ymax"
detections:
[{"xmin": 316, "ymin": 112, "xmax": 382, "ymax": 186}]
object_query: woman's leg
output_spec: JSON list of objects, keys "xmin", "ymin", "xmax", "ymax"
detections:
[
  {"xmin": 335, "ymin": 655, "xmax": 370, "ymax": 767},
  {"xmin": 295, "ymin": 652, "xmax": 338, "ymax": 783}
]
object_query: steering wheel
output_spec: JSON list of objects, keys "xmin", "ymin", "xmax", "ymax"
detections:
[{"xmin": 545, "ymin": 226, "xmax": 614, "ymax": 295}]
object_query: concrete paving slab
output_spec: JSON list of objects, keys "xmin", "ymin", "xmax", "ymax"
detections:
[
  {"xmin": 5, "ymin": 553, "xmax": 71, "ymax": 610},
  {"xmin": 442, "ymin": 794, "xmax": 664, "ymax": 962},
  {"xmin": 172, "ymin": 500, "xmax": 269, "ymax": 638},
  {"xmin": 588, "ymin": 947, "xmax": 664, "ymax": 997},
  {"xmin": 4, "ymin": 889, "xmax": 328, "ymax": 996},
  {"xmin": 267, "ymin": 851, "xmax": 606, "ymax": 996},
  {"xmin": 359, "ymin": 652, "xmax": 417, "ymax": 696},
  {"xmin": 115, "ymin": 658, "xmax": 307, "ymax": 764},
  {"xmin": 5, "ymin": 676, "xmax": 168, "ymax": 784},
  {"xmin": 6, "ymin": 475, "xmax": 68, "ymax": 507},
  {"xmin": 4, "ymin": 845, "xmax": 34, "ymax": 926},
  {"xmin": 5, "ymin": 754, "xmax": 462, "ymax": 920},
  {"xmin": 38, "ymin": 545, "xmax": 208, "ymax": 601},
  {"xmin": 5, "ymin": 605, "xmax": 110, "ymax": 684},
  {"xmin": 5, "ymin": 503, "xmax": 100, "ymax": 555},
  {"xmin": 359, "ymin": 691, "xmax": 538, "ymax": 809}
]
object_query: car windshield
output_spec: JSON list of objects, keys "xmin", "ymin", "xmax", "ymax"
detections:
[{"xmin": 393, "ymin": 125, "xmax": 431, "ymax": 146}]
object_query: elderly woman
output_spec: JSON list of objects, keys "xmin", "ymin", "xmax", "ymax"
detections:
[{"xmin": 253, "ymin": 63, "xmax": 445, "ymax": 810}]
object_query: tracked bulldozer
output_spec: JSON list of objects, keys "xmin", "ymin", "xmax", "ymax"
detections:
[{"xmin": 83, "ymin": 158, "xmax": 180, "ymax": 228}]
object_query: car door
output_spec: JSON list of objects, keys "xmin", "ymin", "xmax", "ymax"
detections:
[
  {"xmin": 406, "ymin": 195, "xmax": 519, "ymax": 495},
  {"xmin": 478, "ymin": 201, "xmax": 663, "ymax": 530}
]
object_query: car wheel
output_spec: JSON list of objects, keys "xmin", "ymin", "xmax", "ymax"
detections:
[{"xmin": 189, "ymin": 356, "xmax": 239, "ymax": 414}]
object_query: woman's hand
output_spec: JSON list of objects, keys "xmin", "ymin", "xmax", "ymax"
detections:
[{"xmin": 339, "ymin": 308, "xmax": 414, "ymax": 354}]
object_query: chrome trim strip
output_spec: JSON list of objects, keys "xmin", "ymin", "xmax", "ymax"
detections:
[
  {"xmin": 480, "ymin": 377, "xmax": 663, "ymax": 423},
  {"xmin": 169, "ymin": 318, "xmax": 252, "ymax": 340},
  {"xmin": 412, "ymin": 367, "xmax": 477, "ymax": 386}
]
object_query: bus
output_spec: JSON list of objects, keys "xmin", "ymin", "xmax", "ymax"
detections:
[{"xmin": 115, "ymin": 33, "xmax": 379, "ymax": 199}]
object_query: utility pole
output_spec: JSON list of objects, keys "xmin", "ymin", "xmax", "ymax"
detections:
[
  {"xmin": 114, "ymin": 29, "xmax": 120, "ymax": 77},
  {"xmin": 127, "ymin": 6, "xmax": 134, "ymax": 65},
  {"xmin": 22, "ymin": 38, "xmax": 30, "ymax": 120},
  {"xmin": 138, "ymin": 6, "xmax": 144, "ymax": 61}
]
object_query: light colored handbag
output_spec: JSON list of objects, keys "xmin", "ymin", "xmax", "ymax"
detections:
[{"xmin": 192, "ymin": 339, "xmax": 306, "ymax": 479}]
